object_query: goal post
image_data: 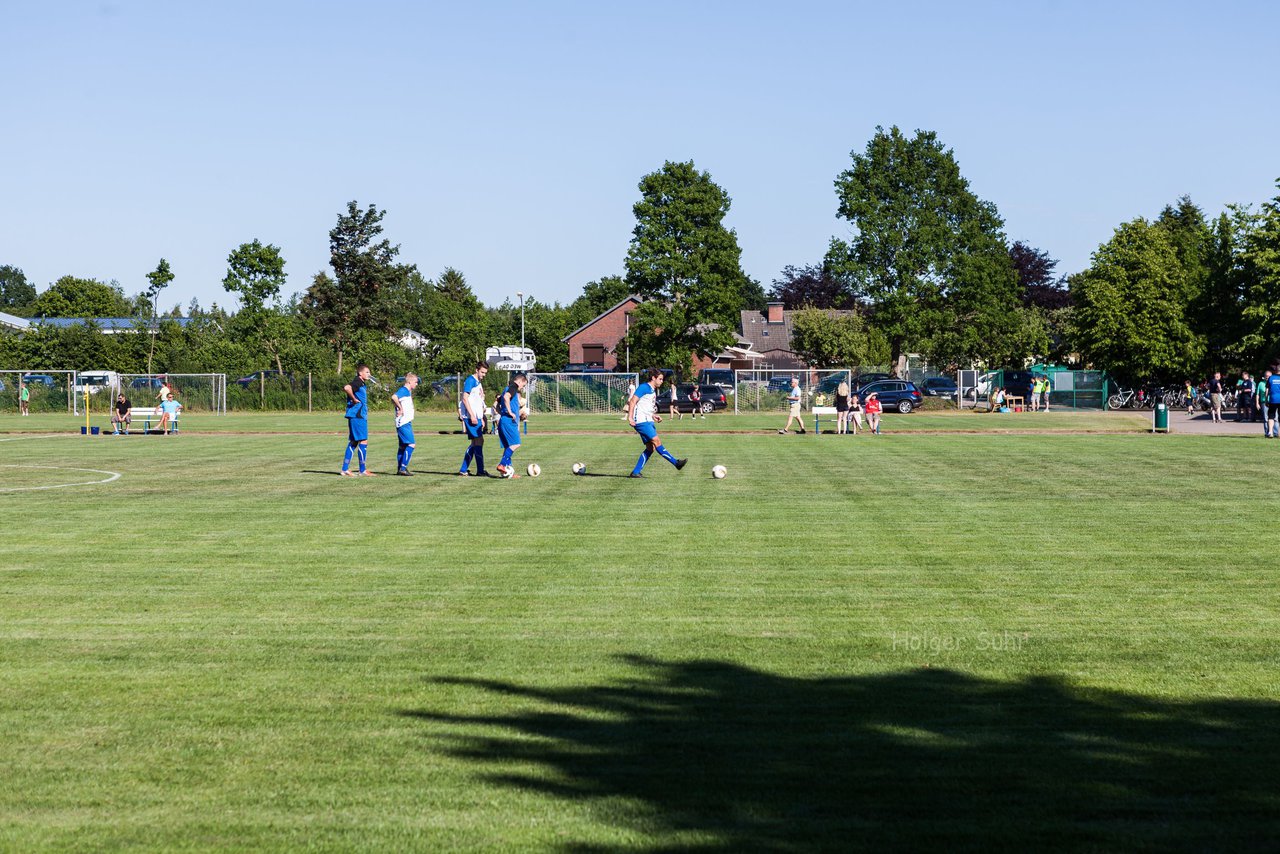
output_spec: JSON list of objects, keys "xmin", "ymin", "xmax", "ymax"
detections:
[{"xmin": 117, "ymin": 374, "xmax": 227, "ymax": 415}]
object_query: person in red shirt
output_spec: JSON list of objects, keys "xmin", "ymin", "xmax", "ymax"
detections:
[{"xmin": 864, "ymin": 392, "xmax": 882, "ymax": 435}]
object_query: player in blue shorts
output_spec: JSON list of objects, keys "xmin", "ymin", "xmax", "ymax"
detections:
[
  {"xmin": 393, "ymin": 373, "xmax": 419, "ymax": 476},
  {"xmin": 495, "ymin": 373, "xmax": 528, "ymax": 478},
  {"xmin": 459, "ymin": 361, "xmax": 491, "ymax": 476},
  {"xmin": 341, "ymin": 363, "xmax": 375, "ymax": 477},
  {"xmin": 627, "ymin": 367, "xmax": 687, "ymax": 478}
]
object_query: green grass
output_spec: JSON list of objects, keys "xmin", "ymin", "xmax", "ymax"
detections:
[{"xmin": 1, "ymin": 418, "xmax": 1277, "ymax": 851}]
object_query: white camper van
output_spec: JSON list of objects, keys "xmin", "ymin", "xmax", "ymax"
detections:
[{"xmin": 74, "ymin": 370, "xmax": 120, "ymax": 396}]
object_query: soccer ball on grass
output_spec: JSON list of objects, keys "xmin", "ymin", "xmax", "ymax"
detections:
[
  {"xmin": 527, "ymin": 463, "xmax": 541, "ymax": 477},
  {"xmin": 572, "ymin": 462, "xmax": 586, "ymax": 475},
  {"xmin": 711, "ymin": 465, "xmax": 727, "ymax": 479}
]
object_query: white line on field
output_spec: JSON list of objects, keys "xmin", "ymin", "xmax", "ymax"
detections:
[{"xmin": 0, "ymin": 464, "xmax": 122, "ymax": 492}]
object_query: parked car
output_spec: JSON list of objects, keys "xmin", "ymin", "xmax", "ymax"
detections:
[
  {"xmin": 697, "ymin": 368, "xmax": 736, "ymax": 391},
  {"xmin": 130, "ymin": 375, "xmax": 168, "ymax": 390},
  {"xmin": 234, "ymin": 370, "xmax": 290, "ymax": 388},
  {"xmin": 74, "ymin": 370, "xmax": 119, "ymax": 395},
  {"xmin": 766, "ymin": 376, "xmax": 798, "ymax": 393},
  {"xmin": 21, "ymin": 373, "xmax": 58, "ymax": 388},
  {"xmin": 657, "ymin": 384, "xmax": 729, "ymax": 414},
  {"xmin": 430, "ymin": 375, "xmax": 463, "ymax": 396},
  {"xmin": 921, "ymin": 376, "xmax": 958, "ymax": 398},
  {"xmin": 561, "ymin": 363, "xmax": 608, "ymax": 373},
  {"xmin": 854, "ymin": 379, "xmax": 924, "ymax": 413},
  {"xmin": 852, "ymin": 372, "xmax": 891, "ymax": 387}
]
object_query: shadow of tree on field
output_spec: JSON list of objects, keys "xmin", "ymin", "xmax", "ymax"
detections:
[{"xmin": 402, "ymin": 657, "xmax": 1279, "ymax": 852}]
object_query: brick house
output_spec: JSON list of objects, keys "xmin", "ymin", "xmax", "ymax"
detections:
[
  {"xmin": 562, "ymin": 295, "xmax": 643, "ymax": 369},
  {"xmin": 735, "ymin": 301, "xmax": 812, "ymax": 370}
]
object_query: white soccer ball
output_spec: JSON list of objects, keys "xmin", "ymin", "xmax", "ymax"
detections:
[
  {"xmin": 502, "ymin": 466, "xmax": 516, "ymax": 478},
  {"xmin": 527, "ymin": 463, "xmax": 541, "ymax": 477},
  {"xmin": 572, "ymin": 462, "xmax": 586, "ymax": 475},
  {"xmin": 712, "ymin": 464, "xmax": 727, "ymax": 479}
]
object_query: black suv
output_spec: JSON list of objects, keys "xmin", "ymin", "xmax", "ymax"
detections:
[
  {"xmin": 853, "ymin": 379, "xmax": 924, "ymax": 413},
  {"xmin": 657, "ymin": 384, "xmax": 729, "ymax": 414}
]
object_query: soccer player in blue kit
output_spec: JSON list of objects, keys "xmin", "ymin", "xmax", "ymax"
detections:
[
  {"xmin": 393, "ymin": 373, "xmax": 418, "ymax": 476},
  {"xmin": 459, "ymin": 361, "xmax": 491, "ymax": 476},
  {"xmin": 341, "ymin": 363, "xmax": 375, "ymax": 477},
  {"xmin": 627, "ymin": 368, "xmax": 687, "ymax": 478},
  {"xmin": 495, "ymin": 373, "xmax": 527, "ymax": 478}
]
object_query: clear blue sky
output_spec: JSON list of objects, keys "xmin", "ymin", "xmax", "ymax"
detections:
[{"xmin": 3, "ymin": 0, "xmax": 1277, "ymax": 313}]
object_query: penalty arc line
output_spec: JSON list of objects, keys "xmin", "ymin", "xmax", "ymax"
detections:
[{"xmin": 0, "ymin": 464, "xmax": 122, "ymax": 492}]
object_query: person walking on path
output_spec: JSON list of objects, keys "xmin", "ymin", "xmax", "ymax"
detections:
[{"xmin": 779, "ymin": 378, "xmax": 806, "ymax": 434}]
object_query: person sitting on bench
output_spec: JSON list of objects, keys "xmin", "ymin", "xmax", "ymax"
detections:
[{"xmin": 111, "ymin": 393, "xmax": 132, "ymax": 435}]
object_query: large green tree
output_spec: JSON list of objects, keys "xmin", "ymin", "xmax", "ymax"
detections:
[
  {"xmin": 0, "ymin": 265, "xmax": 36, "ymax": 311},
  {"xmin": 622, "ymin": 161, "xmax": 754, "ymax": 374},
  {"xmin": 28, "ymin": 275, "xmax": 133, "ymax": 318},
  {"xmin": 1237, "ymin": 185, "xmax": 1280, "ymax": 368},
  {"xmin": 144, "ymin": 258, "xmax": 175, "ymax": 317},
  {"xmin": 788, "ymin": 308, "xmax": 888, "ymax": 367},
  {"xmin": 302, "ymin": 201, "xmax": 411, "ymax": 374},
  {"xmin": 1069, "ymin": 218, "xmax": 1204, "ymax": 381},
  {"xmin": 223, "ymin": 240, "xmax": 287, "ymax": 316},
  {"xmin": 826, "ymin": 126, "xmax": 1021, "ymax": 373}
]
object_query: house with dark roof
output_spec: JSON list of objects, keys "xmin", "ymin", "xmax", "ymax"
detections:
[{"xmin": 31, "ymin": 317, "xmax": 196, "ymax": 334}]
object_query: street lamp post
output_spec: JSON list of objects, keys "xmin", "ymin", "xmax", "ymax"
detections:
[{"xmin": 516, "ymin": 291, "xmax": 525, "ymax": 352}]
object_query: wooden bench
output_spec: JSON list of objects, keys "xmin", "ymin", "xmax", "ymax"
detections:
[{"xmin": 127, "ymin": 406, "xmax": 180, "ymax": 433}]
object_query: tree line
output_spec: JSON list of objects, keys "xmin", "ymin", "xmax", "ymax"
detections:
[{"xmin": 2, "ymin": 126, "xmax": 1278, "ymax": 385}]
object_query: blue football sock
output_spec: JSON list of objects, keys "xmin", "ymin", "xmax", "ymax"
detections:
[
  {"xmin": 500, "ymin": 448, "xmax": 513, "ymax": 467},
  {"xmin": 474, "ymin": 447, "xmax": 485, "ymax": 472},
  {"xmin": 357, "ymin": 443, "xmax": 367, "ymax": 473},
  {"xmin": 343, "ymin": 442, "xmax": 355, "ymax": 471},
  {"xmin": 461, "ymin": 446, "xmax": 474, "ymax": 472},
  {"xmin": 656, "ymin": 444, "xmax": 678, "ymax": 465},
  {"xmin": 403, "ymin": 445, "xmax": 414, "ymax": 468}
]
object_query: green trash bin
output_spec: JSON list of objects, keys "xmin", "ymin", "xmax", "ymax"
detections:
[{"xmin": 1153, "ymin": 402, "xmax": 1169, "ymax": 433}]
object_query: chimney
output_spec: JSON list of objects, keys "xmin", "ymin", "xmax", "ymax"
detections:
[{"xmin": 766, "ymin": 301, "xmax": 784, "ymax": 323}]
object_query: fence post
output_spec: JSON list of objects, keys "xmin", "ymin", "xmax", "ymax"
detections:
[
  {"xmin": 308, "ymin": 373, "xmax": 312, "ymax": 413},
  {"xmin": 260, "ymin": 373, "xmax": 265, "ymax": 408}
]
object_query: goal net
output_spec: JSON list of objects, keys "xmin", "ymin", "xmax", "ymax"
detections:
[
  {"xmin": 527, "ymin": 372, "xmax": 637, "ymax": 414},
  {"xmin": 0, "ymin": 370, "xmax": 79, "ymax": 414},
  {"xmin": 117, "ymin": 374, "xmax": 227, "ymax": 414}
]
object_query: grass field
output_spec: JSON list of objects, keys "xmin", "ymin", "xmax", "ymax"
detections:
[{"xmin": 2, "ymin": 412, "xmax": 1277, "ymax": 851}]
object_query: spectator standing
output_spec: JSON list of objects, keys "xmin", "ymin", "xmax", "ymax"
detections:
[
  {"xmin": 112, "ymin": 393, "xmax": 131, "ymax": 435},
  {"xmin": 1236, "ymin": 372, "xmax": 1255, "ymax": 423},
  {"xmin": 689, "ymin": 385, "xmax": 702, "ymax": 420},
  {"xmin": 835, "ymin": 381, "xmax": 850, "ymax": 434},
  {"xmin": 1029, "ymin": 376, "xmax": 1042, "ymax": 412},
  {"xmin": 1207, "ymin": 372, "xmax": 1224, "ymax": 424},
  {"xmin": 625, "ymin": 380, "xmax": 637, "ymax": 421},
  {"xmin": 1260, "ymin": 370, "xmax": 1273, "ymax": 431},
  {"xmin": 1040, "ymin": 375, "xmax": 1052, "ymax": 411},
  {"xmin": 1266, "ymin": 368, "xmax": 1280, "ymax": 439},
  {"xmin": 18, "ymin": 381, "xmax": 29, "ymax": 416},
  {"xmin": 156, "ymin": 378, "xmax": 171, "ymax": 405},
  {"xmin": 1185, "ymin": 380, "xmax": 1196, "ymax": 414},
  {"xmin": 779, "ymin": 377, "xmax": 806, "ymax": 434}
]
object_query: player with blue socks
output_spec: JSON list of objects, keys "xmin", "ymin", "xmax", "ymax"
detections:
[
  {"xmin": 341, "ymin": 363, "xmax": 375, "ymax": 477},
  {"xmin": 458, "ymin": 361, "xmax": 491, "ymax": 476},
  {"xmin": 393, "ymin": 373, "xmax": 418, "ymax": 476},
  {"xmin": 627, "ymin": 367, "xmax": 687, "ymax": 478},
  {"xmin": 495, "ymin": 373, "xmax": 528, "ymax": 478}
]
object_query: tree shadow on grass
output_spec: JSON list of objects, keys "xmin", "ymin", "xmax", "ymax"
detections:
[{"xmin": 401, "ymin": 656, "xmax": 1279, "ymax": 852}]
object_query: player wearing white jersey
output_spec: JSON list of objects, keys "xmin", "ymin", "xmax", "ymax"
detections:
[
  {"xmin": 393, "ymin": 373, "xmax": 418, "ymax": 476},
  {"xmin": 627, "ymin": 368, "xmax": 687, "ymax": 478},
  {"xmin": 458, "ymin": 362, "xmax": 490, "ymax": 476}
]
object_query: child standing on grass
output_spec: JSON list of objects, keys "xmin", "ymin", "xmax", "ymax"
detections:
[
  {"xmin": 864, "ymin": 392, "xmax": 882, "ymax": 435},
  {"xmin": 495, "ymin": 373, "xmax": 527, "ymax": 478},
  {"xmin": 689, "ymin": 385, "xmax": 702, "ymax": 420}
]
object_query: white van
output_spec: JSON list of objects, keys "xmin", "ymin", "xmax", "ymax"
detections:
[{"xmin": 75, "ymin": 370, "xmax": 120, "ymax": 396}]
